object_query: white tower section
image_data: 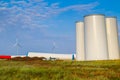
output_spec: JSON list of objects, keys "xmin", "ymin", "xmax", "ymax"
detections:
[
  {"xmin": 76, "ymin": 21, "xmax": 85, "ymax": 61},
  {"xmin": 106, "ymin": 17, "xmax": 120, "ymax": 59},
  {"xmin": 84, "ymin": 14, "xmax": 108, "ymax": 60}
]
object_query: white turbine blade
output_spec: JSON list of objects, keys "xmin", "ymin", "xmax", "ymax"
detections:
[
  {"xmin": 17, "ymin": 43, "xmax": 22, "ymax": 48},
  {"xmin": 13, "ymin": 43, "xmax": 17, "ymax": 48},
  {"xmin": 13, "ymin": 42, "xmax": 22, "ymax": 48}
]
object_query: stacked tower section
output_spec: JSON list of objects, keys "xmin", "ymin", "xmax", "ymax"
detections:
[
  {"xmin": 84, "ymin": 14, "xmax": 108, "ymax": 60},
  {"xmin": 76, "ymin": 21, "xmax": 85, "ymax": 61},
  {"xmin": 106, "ymin": 17, "xmax": 120, "ymax": 59},
  {"xmin": 76, "ymin": 14, "xmax": 120, "ymax": 61}
]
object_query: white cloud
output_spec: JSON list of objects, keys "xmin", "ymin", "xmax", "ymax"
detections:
[
  {"xmin": 56, "ymin": 2, "xmax": 99, "ymax": 13},
  {"xmin": 0, "ymin": 0, "xmax": 99, "ymax": 32}
]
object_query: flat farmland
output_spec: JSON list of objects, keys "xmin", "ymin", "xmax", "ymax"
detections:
[{"xmin": 0, "ymin": 59, "xmax": 120, "ymax": 80}]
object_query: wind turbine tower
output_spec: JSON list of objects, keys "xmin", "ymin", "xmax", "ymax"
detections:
[
  {"xmin": 13, "ymin": 38, "xmax": 21, "ymax": 56},
  {"xmin": 52, "ymin": 41, "xmax": 56, "ymax": 53}
]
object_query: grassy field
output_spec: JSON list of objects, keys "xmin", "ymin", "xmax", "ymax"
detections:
[{"xmin": 0, "ymin": 59, "xmax": 120, "ymax": 80}]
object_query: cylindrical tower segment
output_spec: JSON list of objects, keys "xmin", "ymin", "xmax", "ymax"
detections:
[
  {"xmin": 84, "ymin": 14, "xmax": 108, "ymax": 60},
  {"xmin": 106, "ymin": 17, "xmax": 120, "ymax": 59},
  {"xmin": 76, "ymin": 21, "xmax": 85, "ymax": 61}
]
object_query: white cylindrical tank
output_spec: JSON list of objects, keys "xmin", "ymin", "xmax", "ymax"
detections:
[
  {"xmin": 84, "ymin": 14, "xmax": 108, "ymax": 60},
  {"xmin": 76, "ymin": 21, "xmax": 85, "ymax": 61},
  {"xmin": 106, "ymin": 17, "xmax": 120, "ymax": 59}
]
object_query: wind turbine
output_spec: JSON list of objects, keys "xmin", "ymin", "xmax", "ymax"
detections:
[
  {"xmin": 52, "ymin": 41, "xmax": 56, "ymax": 53},
  {"xmin": 13, "ymin": 38, "xmax": 21, "ymax": 56}
]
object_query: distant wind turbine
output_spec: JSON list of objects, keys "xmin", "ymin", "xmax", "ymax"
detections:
[{"xmin": 13, "ymin": 38, "xmax": 21, "ymax": 55}]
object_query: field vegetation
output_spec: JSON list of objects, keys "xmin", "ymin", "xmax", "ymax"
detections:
[{"xmin": 0, "ymin": 57, "xmax": 120, "ymax": 80}]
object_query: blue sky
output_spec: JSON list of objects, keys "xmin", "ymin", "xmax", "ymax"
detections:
[{"xmin": 0, "ymin": 0, "xmax": 120, "ymax": 55}]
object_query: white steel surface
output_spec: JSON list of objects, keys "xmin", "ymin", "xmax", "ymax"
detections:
[
  {"xmin": 76, "ymin": 21, "xmax": 85, "ymax": 61},
  {"xmin": 84, "ymin": 14, "xmax": 108, "ymax": 60},
  {"xmin": 106, "ymin": 17, "xmax": 120, "ymax": 59}
]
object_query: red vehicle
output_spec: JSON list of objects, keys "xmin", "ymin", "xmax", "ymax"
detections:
[{"xmin": 0, "ymin": 55, "xmax": 11, "ymax": 59}]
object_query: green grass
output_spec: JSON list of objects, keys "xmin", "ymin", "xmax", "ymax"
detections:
[{"xmin": 0, "ymin": 60, "xmax": 120, "ymax": 80}]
